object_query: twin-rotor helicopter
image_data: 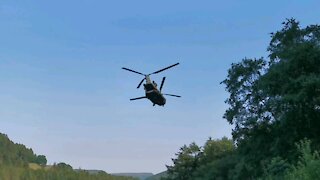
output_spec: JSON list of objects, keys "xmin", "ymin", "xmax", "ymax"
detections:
[{"xmin": 122, "ymin": 63, "xmax": 181, "ymax": 106}]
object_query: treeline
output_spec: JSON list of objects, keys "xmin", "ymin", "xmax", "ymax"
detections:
[
  {"xmin": 0, "ymin": 164, "xmax": 136, "ymax": 180},
  {"xmin": 164, "ymin": 19, "xmax": 320, "ymax": 180},
  {"xmin": 0, "ymin": 133, "xmax": 136, "ymax": 180},
  {"xmin": 164, "ymin": 138, "xmax": 320, "ymax": 180},
  {"xmin": 0, "ymin": 133, "xmax": 47, "ymax": 167}
]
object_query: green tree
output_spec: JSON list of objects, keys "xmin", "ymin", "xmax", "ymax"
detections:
[
  {"xmin": 0, "ymin": 133, "xmax": 137, "ymax": 180},
  {"xmin": 200, "ymin": 137, "xmax": 234, "ymax": 164},
  {"xmin": 164, "ymin": 142, "xmax": 201, "ymax": 180},
  {"xmin": 284, "ymin": 139, "xmax": 320, "ymax": 180},
  {"xmin": 165, "ymin": 138, "xmax": 236, "ymax": 180},
  {"xmin": 35, "ymin": 155, "xmax": 47, "ymax": 166},
  {"xmin": 262, "ymin": 139, "xmax": 320, "ymax": 180},
  {"xmin": 193, "ymin": 137, "xmax": 236, "ymax": 180},
  {"xmin": 222, "ymin": 19, "xmax": 320, "ymax": 178}
]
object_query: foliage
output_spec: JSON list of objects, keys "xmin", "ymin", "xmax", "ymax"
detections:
[
  {"xmin": 192, "ymin": 137, "xmax": 236, "ymax": 180},
  {"xmin": 164, "ymin": 137, "xmax": 235, "ymax": 180},
  {"xmin": 35, "ymin": 155, "xmax": 47, "ymax": 166},
  {"xmin": 165, "ymin": 142, "xmax": 201, "ymax": 180},
  {"xmin": 262, "ymin": 139, "xmax": 320, "ymax": 180},
  {"xmin": 0, "ymin": 133, "xmax": 136, "ymax": 180},
  {"xmin": 145, "ymin": 171, "xmax": 167, "ymax": 180},
  {"xmin": 221, "ymin": 18, "xmax": 320, "ymax": 178},
  {"xmin": 284, "ymin": 139, "xmax": 320, "ymax": 180},
  {"xmin": 0, "ymin": 164, "xmax": 136, "ymax": 180},
  {"xmin": 165, "ymin": 19, "xmax": 320, "ymax": 179},
  {"xmin": 0, "ymin": 133, "xmax": 47, "ymax": 167}
]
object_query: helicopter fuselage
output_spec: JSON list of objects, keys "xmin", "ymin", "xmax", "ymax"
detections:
[
  {"xmin": 122, "ymin": 62, "xmax": 180, "ymax": 106},
  {"xmin": 144, "ymin": 76, "xmax": 166, "ymax": 106}
]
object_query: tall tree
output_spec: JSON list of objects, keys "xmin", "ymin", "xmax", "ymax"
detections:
[
  {"xmin": 164, "ymin": 138, "xmax": 236, "ymax": 180},
  {"xmin": 165, "ymin": 142, "xmax": 201, "ymax": 180},
  {"xmin": 222, "ymin": 19, "xmax": 320, "ymax": 178}
]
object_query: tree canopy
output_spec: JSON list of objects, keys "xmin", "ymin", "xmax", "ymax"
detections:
[{"xmin": 165, "ymin": 19, "xmax": 320, "ymax": 179}]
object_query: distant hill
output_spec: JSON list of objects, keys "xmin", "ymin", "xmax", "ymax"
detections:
[
  {"xmin": 0, "ymin": 133, "xmax": 47, "ymax": 166},
  {"xmin": 145, "ymin": 171, "xmax": 168, "ymax": 180},
  {"xmin": 112, "ymin": 173, "xmax": 154, "ymax": 180},
  {"xmin": 74, "ymin": 169, "xmax": 106, "ymax": 174},
  {"xmin": 0, "ymin": 133, "xmax": 136, "ymax": 180}
]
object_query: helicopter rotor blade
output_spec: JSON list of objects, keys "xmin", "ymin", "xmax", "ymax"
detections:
[
  {"xmin": 122, "ymin": 67, "xmax": 145, "ymax": 76},
  {"xmin": 130, "ymin": 96, "xmax": 147, "ymax": 101},
  {"xmin": 150, "ymin": 63, "xmax": 179, "ymax": 75},
  {"xmin": 163, "ymin": 93, "xmax": 181, "ymax": 98},
  {"xmin": 160, "ymin": 77, "xmax": 166, "ymax": 92},
  {"xmin": 137, "ymin": 78, "xmax": 145, "ymax": 89}
]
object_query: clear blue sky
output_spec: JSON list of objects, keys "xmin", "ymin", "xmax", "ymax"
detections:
[{"xmin": 0, "ymin": 0, "xmax": 319, "ymax": 174}]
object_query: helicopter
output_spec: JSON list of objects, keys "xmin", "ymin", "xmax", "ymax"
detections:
[{"xmin": 122, "ymin": 63, "xmax": 181, "ymax": 106}]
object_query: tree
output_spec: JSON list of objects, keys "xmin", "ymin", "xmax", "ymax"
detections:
[
  {"xmin": 263, "ymin": 139, "xmax": 320, "ymax": 180},
  {"xmin": 200, "ymin": 137, "xmax": 235, "ymax": 164},
  {"xmin": 221, "ymin": 19, "xmax": 320, "ymax": 178},
  {"xmin": 193, "ymin": 137, "xmax": 236, "ymax": 180},
  {"xmin": 165, "ymin": 142, "xmax": 201, "ymax": 180},
  {"xmin": 164, "ymin": 138, "xmax": 236, "ymax": 180},
  {"xmin": 35, "ymin": 155, "xmax": 47, "ymax": 166},
  {"xmin": 284, "ymin": 139, "xmax": 320, "ymax": 180}
]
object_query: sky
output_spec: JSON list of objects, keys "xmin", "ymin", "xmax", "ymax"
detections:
[{"xmin": 0, "ymin": 0, "xmax": 320, "ymax": 174}]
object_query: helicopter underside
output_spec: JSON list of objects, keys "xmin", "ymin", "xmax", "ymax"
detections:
[
  {"xmin": 146, "ymin": 90, "xmax": 166, "ymax": 106},
  {"xmin": 122, "ymin": 62, "xmax": 180, "ymax": 106}
]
